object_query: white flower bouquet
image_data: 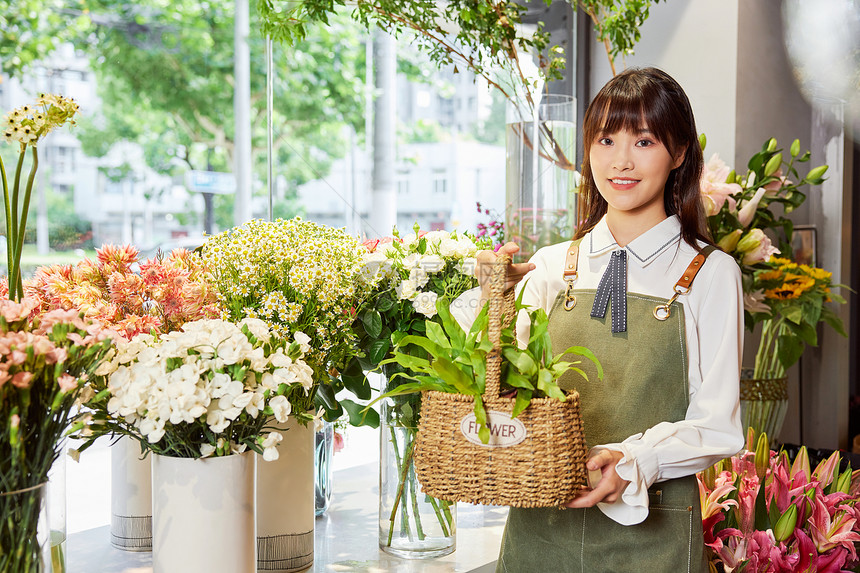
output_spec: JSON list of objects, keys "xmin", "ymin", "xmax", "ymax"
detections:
[{"xmin": 78, "ymin": 318, "xmax": 315, "ymax": 460}]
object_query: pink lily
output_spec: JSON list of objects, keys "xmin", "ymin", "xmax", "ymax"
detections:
[
  {"xmin": 816, "ymin": 546, "xmax": 851, "ymax": 573},
  {"xmin": 714, "ymin": 528, "xmax": 749, "ymax": 572},
  {"xmin": 807, "ymin": 494, "xmax": 860, "ymax": 559},
  {"xmin": 699, "ymin": 476, "xmax": 738, "ymax": 544},
  {"xmin": 747, "ymin": 529, "xmax": 796, "ymax": 572}
]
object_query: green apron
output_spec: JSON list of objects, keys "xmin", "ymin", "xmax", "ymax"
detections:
[{"xmin": 496, "ymin": 244, "xmax": 708, "ymax": 573}]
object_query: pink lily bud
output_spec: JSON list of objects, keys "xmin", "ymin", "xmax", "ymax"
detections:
[
  {"xmin": 737, "ymin": 187, "xmax": 767, "ymax": 228},
  {"xmin": 737, "ymin": 229, "xmax": 780, "ymax": 265}
]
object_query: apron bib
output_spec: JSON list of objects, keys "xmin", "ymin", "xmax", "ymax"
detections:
[{"xmin": 496, "ymin": 244, "xmax": 709, "ymax": 573}]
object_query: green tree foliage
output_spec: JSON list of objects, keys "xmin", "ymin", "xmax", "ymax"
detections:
[
  {"xmin": 73, "ymin": 1, "xmax": 368, "ymax": 214},
  {"xmin": 0, "ymin": 0, "xmax": 89, "ymax": 78}
]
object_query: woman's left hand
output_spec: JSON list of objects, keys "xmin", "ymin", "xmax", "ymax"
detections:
[{"xmin": 565, "ymin": 449, "xmax": 631, "ymax": 508}]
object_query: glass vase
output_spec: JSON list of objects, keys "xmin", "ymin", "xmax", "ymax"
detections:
[
  {"xmin": 505, "ymin": 94, "xmax": 578, "ymax": 262},
  {"xmin": 378, "ymin": 399, "xmax": 456, "ymax": 559},
  {"xmin": 0, "ymin": 482, "xmax": 51, "ymax": 573},
  {"xmin": 48, "ymin": 445, "xmax": 67, "ymax": 573},
  {"xmin": 739, "ymin": 368, "xmax": 789, "ymax": 442},
  {"xmin": 315, "ymin": 420, "xmax": 334, "ymax": 516}
]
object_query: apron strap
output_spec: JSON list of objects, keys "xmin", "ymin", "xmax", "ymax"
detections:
[
  {"xmin": 653, "ymin": 245, "xmax": 718, "ymax": 321},
  {"xmin": 562, "ymin": 239, "xmax": 583, "ymax": 310}
]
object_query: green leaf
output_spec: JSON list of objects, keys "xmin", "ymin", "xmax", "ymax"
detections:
[
  {"xmin": 424, "ymin": 320, "xmax": 452, "ymax": 351},
  {"xmin": 821, "ymin": 306, "xmax": 848, "ymax": 337},
  {"xmin": 776, "ymin": 334, "xmax": 804, "ymax": 370},
  {"xmin": 782, "ymin": 305, "xmax": 803, "ymax": 325},
  {"xmin": 536, "ymin": 368, "xmax": 565, "ymax": 400},
  {"xmin": 505, "ymin": 370, "xmax": 535, "ymax": 390},
  {"xmin": 368, "ymin": 338, "xmax": 391, "ymax": 365},
  {"xmin": 361, "ymin": 309, "xmax": 383, "ymax": 339},
  {"xmin": 396, "ymin": 335, "xmax": 443, "ymax": 357},
  {"xmin": 436, "ymin": 299, "xmax": 466, "ymax": 350},
  {"xmin": 511, "ymin": 389, "xmax": 533, "ymax": 418},
  {"xmin": 376, "ymin": 294, "xmax": 396, "ymax": 313},
  {"xmin": 502, "ymin": 346, "xmax": 537, "ymax": 377},
  {"xmin": 556, "ymin": 345, "xmax": 604, "ymax": 381},
  {"xmin": 342, "ymin": 399, "xmax": 379, "ymax": 428},
  {"xmin": 473, "ymin": 396, "xmax": 489, "ymax": 444},
  {"xmin": 315, "ymin": 383, "xmax": 339, "ymax": 410},
  {"xmin": 341, "ymin": 358, "xmax": 372, "ymax": 400},
  {"xmin": 431, "ymin": 356, "xmax": 475, "ymax": 395}
]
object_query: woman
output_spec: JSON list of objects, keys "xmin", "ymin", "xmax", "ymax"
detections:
[{"xmin": 453, "ymin": 67, "xmax": 744, "ymax": 572}]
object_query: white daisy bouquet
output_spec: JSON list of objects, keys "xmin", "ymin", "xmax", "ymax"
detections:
[
  {"xmin": 200, "ymin": 218, "xmax": 375, "ymax": 425},
  {"xmin": 77, "ymin": 318, "xmax": 315, "ymax": 460}
]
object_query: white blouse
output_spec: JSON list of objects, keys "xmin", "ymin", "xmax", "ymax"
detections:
[{"xmin": 451, "ymin": 215, "xmax": 745, "ymax": 525}]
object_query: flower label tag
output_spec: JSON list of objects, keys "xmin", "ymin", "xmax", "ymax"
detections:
[{"xmin": 460, "ymin": 411, "xmax": 527, "ymax": 448}]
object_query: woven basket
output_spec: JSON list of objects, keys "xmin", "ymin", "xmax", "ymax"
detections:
[{"xmin": 413, "ymin": 254, "xmax": 588, "ymax": 508}]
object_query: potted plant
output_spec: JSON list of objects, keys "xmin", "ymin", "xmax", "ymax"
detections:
[
  {"xmin": 79, "ymin": 317, "xmax": 315, "ymax": 573},
  {"xmin": 199, "ymin": 216, "xmax": 375, "ymax": 571},
  {"xmin": 26, "ymin": 243, "xmax": 220, "ymax": 551}
]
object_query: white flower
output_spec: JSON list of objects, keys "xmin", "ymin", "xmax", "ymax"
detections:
[
  {"xmin": 293, "ymin": 331, "xmax": 312, "ymax": 354},
  {"xmin": 261, "ymin": 432, "xmax": 283, "ymax": 461},
  {"xmin": 409, "ymin": 267, "xmax": 430, "ymax": 288},
  {"xmin": 67, "ymin": 448, "xmax": 81, "ymax": 463},
  {"xmin": 239, "ymin": 317, "xmax": 271, "ymax": 342},
  {"xmin": 290, "ymin": 361, "xmax": 314, "ymax": 391},
  {"xmin": 412, "ymin": 291, "xmax": 439, "ymax": 318},
  {"xmin": 418, "ymin": 255, "xmax": 446, "ymax": 274},
  {"xmin": 269, "ymin": 395, "xmax": 292, "ymax": 423},
  {"xmin": 396, "ymin": 279, "xmax": 418, "ymax": 301},
  {"xmin": 207, "ymin": 409, "xmax": 230, "ymax": 433},
  {"xmin": 200, "ymin": 443, "xmax": 216, "ymax": 458},
  {"xmin": 270, "ymin": 348, "xmax": 293, "ymax": 368},
  {"xmin": 439, "ymin": 238, "xmax": 460, "ymax": 258}
]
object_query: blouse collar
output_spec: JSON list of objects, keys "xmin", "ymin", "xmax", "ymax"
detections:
[{"xmin": 586, "ymin": 215, "xmax": 682, "ymax": 267}]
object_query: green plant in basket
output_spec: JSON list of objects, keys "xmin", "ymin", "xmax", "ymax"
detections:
[{"xmin": 378, "ymin": 285, "xmax": 603, "ymax": 444}]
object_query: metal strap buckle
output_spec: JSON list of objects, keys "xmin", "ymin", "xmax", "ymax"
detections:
[
  {"xmin": 652, "ymin": 287, "xmax": 687, "ymax": 321},
  {"xmin": 563, "ymin": 280, "xmax": 577, "ymax": 310}
]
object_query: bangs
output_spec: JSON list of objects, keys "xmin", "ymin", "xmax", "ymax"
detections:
[{"xmin": 585, "ymin": 77, "xmax": 677, "ymax": 152}]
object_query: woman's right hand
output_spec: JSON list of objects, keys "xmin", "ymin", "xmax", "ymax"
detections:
[{"xmin": 476, "ymin": 242, "xmax": 535, "ymax": 303}]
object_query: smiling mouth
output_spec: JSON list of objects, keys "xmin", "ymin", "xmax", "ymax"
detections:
[{"xmin": 610, "ymin": 178, "xmax": 639, "ymax": 185}]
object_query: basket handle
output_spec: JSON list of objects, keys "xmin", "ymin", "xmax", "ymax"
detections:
[{"xmin": 485, "ymin": 253, "xmax": 516, "ymax": 408}]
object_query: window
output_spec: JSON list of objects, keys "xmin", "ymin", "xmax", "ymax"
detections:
[
  {"xmin": 55, "ymin": 146, "xmax": 76, "ymax": 173},
  {"xmin": 433, "ymin": 177, "xmax": 447, "ymax": 194},
  {"xmin": 397, "ymin": 180, "xmax": 409, "ymax": 195}
]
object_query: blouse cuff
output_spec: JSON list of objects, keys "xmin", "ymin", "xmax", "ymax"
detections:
[{"xmin": 593, "ymin": 442, "xmax": 655, "ymax": 526}]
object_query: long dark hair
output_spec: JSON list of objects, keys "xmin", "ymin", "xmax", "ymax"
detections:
[{"xmin": 574, "ymin": 67, "xmax": 711, "ymax": 249}]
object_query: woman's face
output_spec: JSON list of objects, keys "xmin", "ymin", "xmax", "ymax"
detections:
[{"xmin": 588, "ymin": 125, "xmax": 683, "ymax": 221}]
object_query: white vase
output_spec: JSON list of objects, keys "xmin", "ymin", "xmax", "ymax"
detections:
[
  {"xmin": 256, "ymin": 417, "xmax": 314, "ymax": 572},
  {"xmin": 151, "ymin": 452, "xmax": 256, "ymax": 573},
  {"xmin": 110, "ymin": 435, "xmax": 152, "ymax": 551}
]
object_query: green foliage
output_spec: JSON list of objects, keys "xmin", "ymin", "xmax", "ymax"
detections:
[
  {"xmin": 0, "ymin": 0, "xmax": 90, "ymax": 79},
  {"xmin": 376, "ymin": 292, "xmax": 602, "ymax": 443},
  {"xmin": 65, "ymin": 0, "xmax": 368, "ymax": 214},
  {"xmin": 259, "ymin": 0, "xmax": 560, "ymax": 103},
  {"xmin": 579, "ymin": 0, "xmax": 665, "ymax": 74}
]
